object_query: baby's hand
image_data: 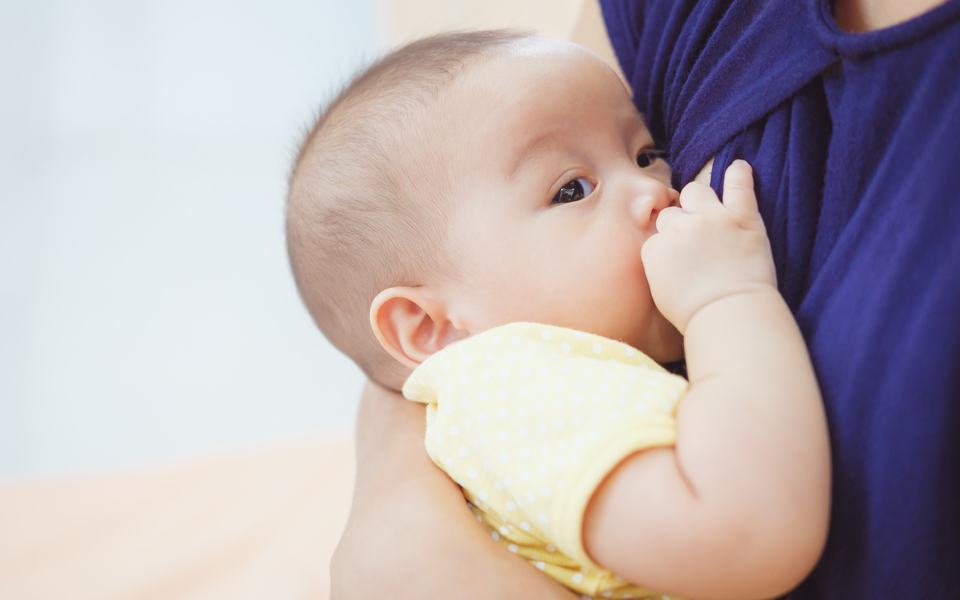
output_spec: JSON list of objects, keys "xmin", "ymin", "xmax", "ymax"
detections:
[{"xmin": 639, "ymin": 160, "xmax": 777, "ymax": 334}]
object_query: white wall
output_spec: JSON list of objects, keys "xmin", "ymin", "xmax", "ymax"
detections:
[{"xmin": 0, "ymin": 1, "xmax": 381, "ymax": 481}]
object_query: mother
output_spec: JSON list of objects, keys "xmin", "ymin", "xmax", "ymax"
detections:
[{"xmin": 331, "ymin": 1, "xmax": 960, "ymax": 597}]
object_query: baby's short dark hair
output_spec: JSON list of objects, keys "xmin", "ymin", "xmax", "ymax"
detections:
[{"xmin": 286, "ymin": 29, "xmax": 532, "ymax": 389}]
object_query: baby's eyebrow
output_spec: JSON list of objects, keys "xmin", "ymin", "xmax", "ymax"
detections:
[
  {"xmin": 504, "ymin": 110, "xmax": 652, "ymax": 181},
  {"xmin": 505, "ymin": 128, "xmax": 567, "ymax": 181}
]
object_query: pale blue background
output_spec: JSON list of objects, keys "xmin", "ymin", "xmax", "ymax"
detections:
[{"xmin": 0, "ymin": 1, "xmax": 380, "ymax": 481}]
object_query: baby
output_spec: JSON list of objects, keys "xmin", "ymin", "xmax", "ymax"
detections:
[{"xmin": 286, "ymin": 30, "xmax": 830, "ymax": 600}]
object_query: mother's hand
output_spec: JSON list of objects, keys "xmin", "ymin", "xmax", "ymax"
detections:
[{"xmin": 330, "ymin": 380, "xmax": 577, "ymax": 599}]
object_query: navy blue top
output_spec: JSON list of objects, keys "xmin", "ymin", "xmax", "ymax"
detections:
[{"xmin": 600, "ymin": 1, "xmax": 960, "ymax": 597}]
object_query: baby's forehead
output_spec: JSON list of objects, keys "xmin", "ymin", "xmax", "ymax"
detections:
[
  {"xmin": 433, "ymin": 45, "xmax": 642, "ymax": 172},
  {"xmin": 444, "ymin": 43, "xmax": 635, "ymax": 134}
]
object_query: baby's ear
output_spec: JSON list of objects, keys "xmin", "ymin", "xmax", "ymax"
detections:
[{"xmin": 369, "ymin": 287, "xmax": 469, "ymax": 368}]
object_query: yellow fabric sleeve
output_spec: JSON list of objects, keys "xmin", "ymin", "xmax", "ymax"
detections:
[{"xmin": 402, "ymin": 322, "xmax": 687, "ymax": 597}]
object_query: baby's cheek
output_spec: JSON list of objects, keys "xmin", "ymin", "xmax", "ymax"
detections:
[
  {"xmin": 617, "ymin": 241, "xmax": 650, "ymax": 287},
  {"xmin": 623, "ymin": 255, "xmax": 659, "ymax": 317},
  {"xmin": 600, "ymin": 249, "xmax": 654, "ymax": 310}
]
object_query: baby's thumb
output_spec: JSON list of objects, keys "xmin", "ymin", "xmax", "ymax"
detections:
[{"xmin": 722, "ymin": 160, "xmax": 759, "ymax": 215}]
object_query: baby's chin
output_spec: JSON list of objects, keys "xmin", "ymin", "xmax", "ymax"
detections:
[
  {"xmin": 645, "ymin": 326, "xmax": 685, "ymax": 364},
  {"xmin": 617, "ymin": 320, "xmax": 684, "ymax": 364}
]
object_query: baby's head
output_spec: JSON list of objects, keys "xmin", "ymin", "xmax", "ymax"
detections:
[{"xmin": 286, "ymin": 30, "xmax": 683, "ymax": 391}]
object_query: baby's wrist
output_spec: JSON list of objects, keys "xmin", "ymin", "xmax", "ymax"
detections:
[{"xmin": 681, "ymin": 283, "xmax": 781, "ymax": 334}]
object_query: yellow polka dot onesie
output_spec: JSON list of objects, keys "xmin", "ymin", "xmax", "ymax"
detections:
[{"xmin": 402, "ymin": 322, "xmax": 688, "ymax": 599}]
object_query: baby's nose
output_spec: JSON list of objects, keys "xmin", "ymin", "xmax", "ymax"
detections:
[{"xmin": 629, "ymin": 186, "xmax": 679, "ymax": 230}]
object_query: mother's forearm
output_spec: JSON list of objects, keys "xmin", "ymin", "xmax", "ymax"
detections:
[{"xmin": 330, "ymin": 380, "xmax": 577, "ymax": 600}]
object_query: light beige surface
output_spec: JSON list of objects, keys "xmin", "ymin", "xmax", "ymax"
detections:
[
  {"xmin": 381, "ymin": 0, "xmax": 585, "ymax": 45},
  {"xmin": 0, "ymin": 435, "xmax": 354, "ymax": 600}
]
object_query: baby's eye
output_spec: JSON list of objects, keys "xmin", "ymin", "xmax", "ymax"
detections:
[
  {"xmin": 551, "ymin": 177, "xmax": 595, "ymax": 205},
  {"xmin": 636, "ymin": 148, "xmax": 667, "ymax": 168}
]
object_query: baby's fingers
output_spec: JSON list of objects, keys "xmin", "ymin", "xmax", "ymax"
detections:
[
  {"xmin": 679, "ymin": 181, "xmax": 721, "ymax": 214},
  {"xmin": 655, "ymin": 206, "xmax": 684, "ymax": 232},
  {"xmin": 722, "ymin": 160, "xmax": 759, "ymax": 216}
]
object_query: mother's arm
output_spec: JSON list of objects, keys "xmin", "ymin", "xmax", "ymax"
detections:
[{"xmin": 330, "ymin": 380, "xmax": 577, "ymax": 599}]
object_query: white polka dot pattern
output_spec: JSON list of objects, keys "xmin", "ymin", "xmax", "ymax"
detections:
[{"xmin": 402, "ymin": 322, "xmax": 687, "ymax": 598}]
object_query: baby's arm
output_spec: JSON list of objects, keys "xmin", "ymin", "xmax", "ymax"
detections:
[{"xmin": 582, "ymin": 162, "xmax": 830, "ymax": 600}]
